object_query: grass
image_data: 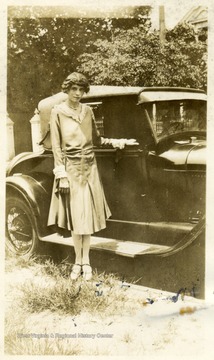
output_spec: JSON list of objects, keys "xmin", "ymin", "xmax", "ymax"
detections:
[
  {"xmin": 5, "ymin": 337, "xmax": 81, "ymax": 356},
  {"xmin": 4, "ymin": 251, "xmax": 130, "ymax": 317},
  {"xmin": 5, "ymin": 252, "xmax": 205, "ymax": 356},
  {"xmin": 4, "ymin": 309, "xmax": 81, "ymax": 356},
  {"xmin": 19, "ymin": 267, "xmax": 128, "ymax": 316},
  {"xmin": 4, "ymin": 252, "xmax": 136, "ymax": 355}
]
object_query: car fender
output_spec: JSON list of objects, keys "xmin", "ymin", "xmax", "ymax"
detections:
[{"xmin": 6, "ymin": 174, "xmax": 51, "ymax": 237}]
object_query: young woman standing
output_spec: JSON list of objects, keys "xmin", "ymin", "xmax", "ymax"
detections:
[{"xmin": 48, "ymin": 72, "xmax": 138, "ymax": 280}]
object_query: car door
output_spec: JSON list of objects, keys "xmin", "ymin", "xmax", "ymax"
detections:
[{"xmin": 86, "ymin": 95, "xmax": 154, "ymax": 237}]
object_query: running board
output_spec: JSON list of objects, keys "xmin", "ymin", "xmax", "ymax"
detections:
[
  {"xmin": 96, "ymin": 220, "xmax": 194, "ymax": 246},
  {"xmin": 40, "ymin": 234, "xmax": 171, "ymax": 258}
]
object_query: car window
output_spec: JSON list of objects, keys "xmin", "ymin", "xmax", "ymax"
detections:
[
  {"xmin": 144, "ymin": 100, "xmax": 206, "ymax": 139},
  {"xmin": 86, "ymin": 101, "xmax": 105, "ymax": 136},
  {"xmin": 86, "ymin": 96, "xmax": 141, "ymax": 142}
]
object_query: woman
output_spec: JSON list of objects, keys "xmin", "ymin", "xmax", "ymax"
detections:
[{"xmin": 48, "ymin": 72, "xmax": 138, "ymax": 281}]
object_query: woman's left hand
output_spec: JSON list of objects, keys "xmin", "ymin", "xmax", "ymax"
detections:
[
  {"xmin": 112, "ymin": 138, "xmax": 139, "ymax": 149},
  {"xmin": 101, "ymin": 137, "xmax": 139, "ymax": 149},
  {"xmin": 125, "ymin": 139, "xmax": 139, "ymax": 146}
]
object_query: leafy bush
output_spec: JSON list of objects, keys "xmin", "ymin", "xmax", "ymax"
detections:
[{"xmin": 78, "ymin": 23, "xmax": 207, "ymax": 90}]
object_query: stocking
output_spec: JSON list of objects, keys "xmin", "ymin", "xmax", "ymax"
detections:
[
  {"xmin": 82, "ymin": 234, "xmax": 91, "ymax": 264},
  {"xmin": 71, "ymin": 232, "xmax": 83, "ymax": 264}
]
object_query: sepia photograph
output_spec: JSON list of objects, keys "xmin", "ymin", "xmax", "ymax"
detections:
[{"xmin": 1, "ymin": 0, "xmax": 214, "ymax": 358}]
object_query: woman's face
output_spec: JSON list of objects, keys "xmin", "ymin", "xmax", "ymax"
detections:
[{"xmin": 67, "ymin": 84, "xmax": 85, "ymax": 104}]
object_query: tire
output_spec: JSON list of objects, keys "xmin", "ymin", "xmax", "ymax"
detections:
[{"xmin": 6, "ymin": 196, "xmax": 39, "ymax": 257}]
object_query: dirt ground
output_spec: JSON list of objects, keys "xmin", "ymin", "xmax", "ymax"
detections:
[{"xmin": 4, "ymin": 259, "xmax": 214, "ymax": 358}]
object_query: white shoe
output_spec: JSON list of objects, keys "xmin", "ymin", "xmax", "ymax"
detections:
[
  {"xmin": 70, "ymin": 264, "xmax": 82, "ymax": 280},
  {"xmin": 82, "ymin": 264, "xmax": 92, "ymax": 281}
]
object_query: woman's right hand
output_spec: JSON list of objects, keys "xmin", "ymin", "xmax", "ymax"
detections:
[{"xmin": 59, "ymin": 177, "xmax": 70, "ymax": 194}]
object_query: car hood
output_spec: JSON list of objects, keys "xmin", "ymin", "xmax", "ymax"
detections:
[{"xmin": 159, "ymin": 139, "xmax": 206, "ymax": 166}]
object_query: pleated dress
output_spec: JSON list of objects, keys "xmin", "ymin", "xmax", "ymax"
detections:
[{"xmin": 47, "ymin": 102, "xmax": 111, "ymax": 235}]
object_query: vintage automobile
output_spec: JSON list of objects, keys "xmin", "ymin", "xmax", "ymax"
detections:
[{"xmin": 6, "ymin": 86, "xmax": 206, "ymax": 294}]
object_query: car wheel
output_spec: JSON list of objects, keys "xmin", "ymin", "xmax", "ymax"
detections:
[{"xmin": 6, "ymin": 196, "xmax": 39, "ymax": 257}]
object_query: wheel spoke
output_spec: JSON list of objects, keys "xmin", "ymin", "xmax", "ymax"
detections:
[{"xmin": 9, "ymin": 229, "xmax": 31, "ymax": 239}]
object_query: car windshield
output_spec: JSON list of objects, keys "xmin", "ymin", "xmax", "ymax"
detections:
[{"xmin": 144, "ymin": 100, "xmax": 206, "ymax": 139}]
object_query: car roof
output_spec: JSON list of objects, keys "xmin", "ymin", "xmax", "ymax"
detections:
[
  {"xmin": 138, "ymin": 87, "xmax": 207, "ymax": 104},
  {"xmin": 38, "ymin": 85, "xmax": 142, "ymax": 111},
  {"xmin": 38, "ymin": 86, "xmax": 207, "ymax": 111},
  {"xmin": 83, "ymin": 85, "xmax": 142, "ymax": 98}
]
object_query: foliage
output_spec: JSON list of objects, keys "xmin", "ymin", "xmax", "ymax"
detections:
[
  {"xmin": 78, "ymin": 23, "xmax": 207, "ymax": 90},
  {"xmin": 7, "ymin": 8, "xmax": 207, "ymax": 118},
  {"xmin": 7, "ymin": 6, "xmax": 150, "ymax": 113}
]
